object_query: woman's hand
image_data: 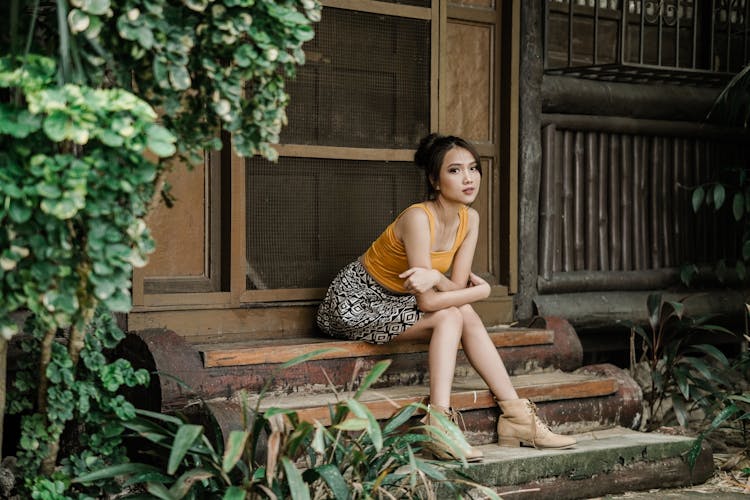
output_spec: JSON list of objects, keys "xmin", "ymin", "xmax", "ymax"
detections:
[
  {"xmin": 467, "ymin": 272, "xmax": 491, "ymax": 298},
  {"xmin": 399, "ymin": 267, "xmax": 441, "ymax": 294}
]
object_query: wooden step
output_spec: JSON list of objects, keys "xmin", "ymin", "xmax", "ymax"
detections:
[
  {"xmin": 248, "ymin": 371, "xmax": 618, "ymax": 425},
  {"xmin": 198, "ymin": 326, "xmax": 555, "ymax": 368}
]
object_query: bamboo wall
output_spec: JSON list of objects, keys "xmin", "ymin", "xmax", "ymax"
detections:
[{"xmin": 538, "ymin": 116, "xmax": 746, "ymax": 293}]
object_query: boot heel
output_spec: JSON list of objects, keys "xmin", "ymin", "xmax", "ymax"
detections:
[{"xmin": 498, "ymin": 437, "xmax": 521, "ymax": 447}]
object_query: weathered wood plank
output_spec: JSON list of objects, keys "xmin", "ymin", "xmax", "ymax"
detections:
[
  {"xmin": 254, "ymin": 372, "xmax": 619, "ymax": 425},
  {"xmin": 201, "ymin": 328, "xmax": 556, "ymax": 368}
]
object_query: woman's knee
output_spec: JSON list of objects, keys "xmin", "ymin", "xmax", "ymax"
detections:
[{"xmin": 432, "ymin": 306, "xmax": 463, "ymax": 327}]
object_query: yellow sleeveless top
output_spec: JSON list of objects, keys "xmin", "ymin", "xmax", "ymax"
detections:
[{"xmin": 361, "ymin": 203, "xmax": 469, "ymax": 294}]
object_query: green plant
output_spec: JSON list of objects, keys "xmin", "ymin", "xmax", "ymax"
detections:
[
  {"xmin": 627, "ymin": 293, "xmax": 737, "ymax": 431},
  {"xmin": 1, "ymin": 0, "xmax": 319, "ymax": 495},
  {"xmin": 76, "ymin": 358, "xmax": 500, "ymax": 499},
  {"xmin": 682, "ymin": 63, "xmax": 750, "ymax": 286}
]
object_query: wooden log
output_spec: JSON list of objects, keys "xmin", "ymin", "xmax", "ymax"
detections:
[
  {"xmin": 541, "ymin": 113, "xmax": 750, "ymax": 139},
  {"xmin": 563, "ymin": 130, "xmax": 575, "ymax": 272},
  {"xmin": 662, "ymin": 137, "xmax": 673, "ymax": 268},
  {"xmin": 541, "ymin": 74, "xmax": 720, "ymax": 121},
  {"xmin": 585, "ymin": 132, "xmax": 599, "ymax": 270},
  {"xmin": 537, "ymin": 268, "xmax": 680, "ymax": 293},
  {"xmin": 534, "ymin": 287, "xmax": 747, "ymax": 329},
  {"xmin": 650, "ymin": 137, "xmax": 662, "ymax": 268},
  {"xmin": 574, "ymin": 132, "xmax": 586, "ymax": 270},
  {"xmin": 597, "ymin": 133, "xmax": 609, "ymax": 271},
  {"xmin": 539, "ymin": 124, "xmax": 557, "ymax": 280},
  {"xmin": 609, "ymin": 134, "xmax": 621, "ymax": 270},
  {"xmin": 621, "ymin": 134, "xmax": 633, "ymax": 271}
]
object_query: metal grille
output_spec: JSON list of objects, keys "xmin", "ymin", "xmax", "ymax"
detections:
[
  {"xmin": 544, "ymin": 0, "xmax": 750, "ymax": 85},
  {"xmin": 281, "ymin": 7, "xmax": 431, "ymax": 148},
  {"xmin": 246, "ymin": 157, "xmax": 424, "ymax": 290}
]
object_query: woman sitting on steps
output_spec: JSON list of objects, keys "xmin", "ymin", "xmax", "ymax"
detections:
[{"xmin": 316, "ymin": 133, "xmax": 576, "ymax": 461}]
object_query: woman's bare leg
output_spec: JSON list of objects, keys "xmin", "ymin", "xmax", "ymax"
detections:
[
  {"xmin": 394, "ymin": 307, "xmax": 463, "ymax": 408},
  {"xmin": 457, "ymin": 304, "xmax": 518, "ymax": 401}
]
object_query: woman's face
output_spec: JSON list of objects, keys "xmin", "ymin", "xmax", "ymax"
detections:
[{"xmin": 433, "ymin": 147, "xmax": 481, "ymax": 204}]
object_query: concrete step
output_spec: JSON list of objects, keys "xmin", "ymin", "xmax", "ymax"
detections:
[{"xmin": 453, "ymin": 428, "xmax": 713, "ymax": 499}]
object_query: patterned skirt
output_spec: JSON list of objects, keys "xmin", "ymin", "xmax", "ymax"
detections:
[{"xmin": 316, "ymin": 260, "xmax": 423, "ymax": 344}]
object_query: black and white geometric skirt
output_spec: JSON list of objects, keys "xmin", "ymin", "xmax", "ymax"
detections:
[{"xmin": 316, "ymin": 260, "xmax": 423, "ymax": 344}]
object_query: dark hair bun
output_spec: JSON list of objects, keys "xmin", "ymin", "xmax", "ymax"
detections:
[{"xmin": 414, "ymin": 133, "xmax": 441, "ymax": 170}]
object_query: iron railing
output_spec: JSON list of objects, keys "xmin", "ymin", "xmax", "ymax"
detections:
[{"xmin": 544, "ymin": 0, "xmax": 750, "ymax": 85}]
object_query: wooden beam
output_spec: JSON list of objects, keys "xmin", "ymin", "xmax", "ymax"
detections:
[
  {"xmin": 255, "ymin": 372, "xmax": 619, "ymax": 425},
  {"xmin": 200, "ymin": 328, "xmax": 555, "ymax": 368}
]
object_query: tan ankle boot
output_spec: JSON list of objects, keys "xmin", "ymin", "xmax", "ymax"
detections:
[
  {"xmin": 496, "ymin": 399, "xmax": 576, "ymax": 449},
  {"xmin": 420, "ymin": 404, "xmax": 484, "ymax": 462}
]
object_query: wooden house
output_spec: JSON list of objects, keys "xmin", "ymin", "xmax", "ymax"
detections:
[{"xmin": 117, "ymin": 1, "xmax": 749, "ymax": 495}]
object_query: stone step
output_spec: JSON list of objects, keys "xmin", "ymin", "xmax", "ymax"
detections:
[{"xmin": 452, "ymin": 428, "xmax": 713, "ymax": 499}]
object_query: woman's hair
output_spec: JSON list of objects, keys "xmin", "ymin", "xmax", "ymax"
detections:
[{"xmin": 414, "ymin": 133, "xmax": 482, "ymax": 200}]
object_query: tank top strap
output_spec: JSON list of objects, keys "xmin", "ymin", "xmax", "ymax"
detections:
[{"xmin": 454, "ymin": 205, "xmax": 469, "ymax": 250}]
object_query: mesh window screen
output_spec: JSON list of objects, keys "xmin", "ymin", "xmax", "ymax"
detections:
[
  {"xmin": 281, "ymin": 7, "xmax": 430, "ymax": 148},
  {"xmin": 246, "ymin": 157, "xmax": 424, "ymax": 290}
]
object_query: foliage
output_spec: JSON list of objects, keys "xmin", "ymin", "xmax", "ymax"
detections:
[
  {"xmin": 75, "ymin": 359, "xmax": 500, "ymax": 499},
  {"xmin": 9, "ymin": 306, "xmax": 150, "ymax": 498},
  {"xmin": 627, "ymin": 293, "xmax": 737, "ymax": 431},
  {"xmin": 1, "ymin": 0, "xmax": 319, "ymax": 496},
  {"xmin": 683, "ymin": 63, "xmax": 750, "ymax": 286}
]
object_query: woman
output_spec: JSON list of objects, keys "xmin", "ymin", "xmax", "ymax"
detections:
[{"xmin": 317, "ymin": 134, "xmax": 576, "ymax": 461}]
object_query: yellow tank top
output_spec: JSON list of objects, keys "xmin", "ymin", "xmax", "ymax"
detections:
[{"xmin": 361, "ymin": 203, "xmax": 469, "ymax": 294}]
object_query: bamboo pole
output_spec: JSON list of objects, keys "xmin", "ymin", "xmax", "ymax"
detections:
[
  {"xmin": 553, "ymin": 128, "xmax": 564, "ymax": 273},
  {"xmin": 621, "ymin": 133, "xmax": 633, "ymax": 271},
  {"xmin": 574, "ymin": 131, "xmax": 585, "ymax": 270},
  {"xmin": 609, "ymin": 133, "xmax": 621, "ymax": 271},
  {"xmin": 683, "ymin": 138, "xmax": 694, "ymax": 263},
  {"xmin": 695, "ymin": 140, "xmax": 707, "ymax": 263},
  {"xmin": 585, "ymin": 132, "xmax": 598, "ymax": 270},
  {"xmin": 598, "ymin": 132, "xmax": 610, "ymax": 271},
  {"xmin": 640, "ymin": 136, "xmax": 650, "ymax": 269},
  {"xmin": 540, "ymin": 124, "xmax": 556, "ymax": 280},
  {"xmin": 651, "ymin": 137, "xmax": 662, "ymax": 268},
  {"xmin": 632, "ymin": 135, "xmax": 643, "ymax": 270},
  {"xmin": 563, "ymin": 130, "xmax": 574, "ymax": 272},
  {"xmin": 673, "ymin": 138, "xmax": 683, "ymax": 266},
  {"xmin": 662, "ymin": 137, "xmax": 673, "ymax": 268}
]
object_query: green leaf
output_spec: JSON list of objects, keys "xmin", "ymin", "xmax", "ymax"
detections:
[
  {"xmin": 672, "ymin": 394, "xmax": 688, "ymax": 427},
  {"xmin": 279, "ymin": 348, "xmax": 339, "ymax": 368},
  {"xmin": 714, "ymin": 183, "xmax": 726, "ymax": 210},
  {"xmin": 674, "ymin": 366, "xmax": 690, "ymax": 399},
  {"xmin": 281, "ymin": 456, "xmax": 311, "ymax": 500},
  {"xmin": 310, "ymin": 464, "xmax": 348, "ymax": 500},
  {"xmin": 347, "ymin": 399, "xmax": 382, "ymax": 451},
  {"xmin": 168, "ymin": 65, "xmax": 191, "ymax": 91},
  {"xmin": 692, "ymin": 186, "xmax": 705, "ymax": 212},
  {"xmin": 146, "ymin": 124, "xmax": 176, "ymax": 157},
  {"xmin": 354, "ymin": 359, "xmax": 391, "ymax": 399},
  {"xmin": 737, "ymin": 260, "xmax": 747, "ymax": 281},
  {"xmin": 222, "ymin": 430, "xmax": 249, "ymax": 473},
  {"xmin": 647, "ymin": 293, "xmax": 662, "ymax": 331},
  {"xmin": 223, "ymin": 486, "xmax": 247, "ymax": 500},
  {"xmin": 168, "ymin": 425, "xmax": 204, "ymax": 475},
  {"xmin": 8, "ymin": 201, "xmax": 31, "ymax": 223},
  {"xmin": 168, "ymin": 468, "xmax": 215, "ymax": 498},
  {"xmin": 733, "ymin": 192, "xmax": 745, "ymax": 221},
  {"xmin": 74, "ymin": 462, "xmax": 161, "ymax": 483},
  {"xmin": 690, "ymin": 344, "xmax": 729, "ymax": 366}
]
